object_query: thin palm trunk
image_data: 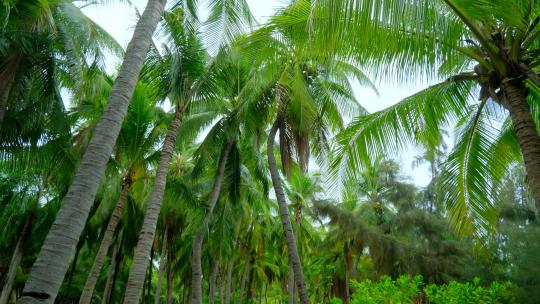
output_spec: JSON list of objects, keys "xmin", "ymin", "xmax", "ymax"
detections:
[
  {"xmin": 209, "ymin": 260, "xmax": 220, "ymax": 304},
  {"xmin": 219, "ymin": 272, "xmax": 224, "ymax": 304},
  {"xmin": 0, "ymin": 210, "xmax": 32, "ymax": 304},
  {"xmin": 123, "ymin": 105, "xmax": 185, "ymax": 304},
  {"xmin": 19, "ymin": 0, "xmax": 167, "ymax": 301},
  {"xmin": 238, "ymin": 259, "xmax": 250, "ymax": 304},
  {"xmin": 166, "ymin": 248, "xmax": 173, "ymax": 304},
  {"xmin": 154, "ymin": 225, "xmax": 169, "ymax": 304},
  {"xmin": 225, "ymin": 260, "xmax": 233, "ymax": 304},
  {"xmin": 101, "ymin": 237, "xmax": 121, "ymax": 304},
  {"xmin": 191, "ymin": 141, "xmax": 234, "ymax": 304},
  {"xmin": 108, "ymin": 229, "xmax": 126, "ymax": 304},
  {"xmin": 267, "ymin": 119, "xmax": 310, "ymax": 304},
  {"xmin": 80, "ymin": 177, "xmax": 132, "ymax": 304},
  {"xmin": 503, "ymin": 81, "xmax": 540, "ymax": 207},
  {"xmin": 287, "ymin": 268, "xmax": 294, "ymax": 304}
]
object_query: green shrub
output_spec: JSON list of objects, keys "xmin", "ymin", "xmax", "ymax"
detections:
[
  {"xmin": 424, "ymin": 278, "xmax": 517, "ymax": 304},
  {"xmin": 350, "ymin": 275, "xmax": 422, "ymax": 304},
  {"xmin": 346, "ymin": 276, "xmax": 517, "ymax": 304}
]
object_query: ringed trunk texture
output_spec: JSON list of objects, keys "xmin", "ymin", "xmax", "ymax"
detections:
[
  {"xmin": 209, "ymin": 261, "xmax": 220, "ymax": 304},
  {"xmin": 19, "ymin": 0, "xmax": 167, "ymax": 302},
  {"xmin": 123, "ymin": 106, "xmax": 184, "ymax": 304},
  {"xmin": 267, "ymin": 119, "xmax": 310, "ymax": 304},
  {"xmin": 503, "ymin": 81, "xmax": 540, "ymax": 208},
  {"xmin": 0, "ymin": 211, "xmax": 32, "ymax": 304},
  {"xmin": 154, "ymin": 225, "xmax": 169, "ymax": 304},
  {"xmin": 287, "ymin": 268, "xmax": 294, "ymax": 304},
  {"xmin": 191, "ymin": 141, "xmax": 234, "ymax": 304},
  {"xmin": 101, "ymin": 238, "xmax": 120, "ymax": 304},
  {"xmin": 79, "ymin": 177, "xmax": 132, "ymax": 304}
]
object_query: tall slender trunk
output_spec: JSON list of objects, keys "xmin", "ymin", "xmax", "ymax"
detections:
[
  {"xmin": 238, "ymin": 260, "xmax": 250, "ymax": 304},
  {"xmin": 287, "ymin": 268, "xmax": 294, "ymax": 304},
  {"xmin": 145, "ymin": 245, "xmax": 155, "ymax": 302},
  {"xmin": 80, "ymin": 177, "xmax": 132, "ymax": 304},
  {"xmin": 108, "ymin": 229, "xmax": 126, "ymax": 304},
  {"xmin": 19, "ymin": 0, "xmax": 167, "ymax": 301},
  {"xmin": 267, "ymin": 119, "xmax": 310, "ymax": 304},
  {"xmin": 0, "ymin": 211, "xmax": 32, "ymax": 304},
  {"xmin": 209, "ymin": 260, "xmax": 220, "ymax": 304},
  {"xmin": 343, "ymin": 244, "xmax": 351, "ymax": 304},
  {"xmin": 219, "ymin": 270, "xmax": 225, "ymax": 304},
  {"xmin": 154, "ymin": 225, "xmax": 169, "ymax": 304},
  {"xmin": 165, "ymin": 246, "xmax": 173, "ymax": 304},
  {"xmin": 191, "ymin": 141, "xmax": 234, "ymax": 304},
  {"xmin": 101, "ymin": 237, "xmax": 121, "ymax": 304},
  {"xmin": 503, "ymin": 81, "xmax": 540, "ymax": 207},
  {"xmin": 225, "ymin": 260, "xmax": 233, "ymax": 304},
  {"xmin": 123, "ymin": 105, "xmax": 184, "ymax": 304}
]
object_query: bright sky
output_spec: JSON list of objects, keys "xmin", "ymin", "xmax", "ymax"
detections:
[{"xmin": 82, "ymin": 0, "xmax": 432, "ymax": 186}]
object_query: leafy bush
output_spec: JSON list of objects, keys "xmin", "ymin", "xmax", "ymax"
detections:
[
  {"xmin": 350, "ymin": 276, "xmax": 422, "ymax": 304},
  {"xmin": 347, "ymin": 276, "xmax": 517, "ymax": 304},
  {"xmin": 424, "ymin": 278, "xmax": 517, "ymax": 304}
]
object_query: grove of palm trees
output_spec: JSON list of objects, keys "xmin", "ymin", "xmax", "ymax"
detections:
[{"xmin": 1, "ymin": 0, "xmax": 540, "ymax": 303}]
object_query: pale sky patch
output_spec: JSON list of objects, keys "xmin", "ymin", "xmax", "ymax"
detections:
[{"xmin": 82, "ymin": 0, "xmax": 433, "ymax": 186}]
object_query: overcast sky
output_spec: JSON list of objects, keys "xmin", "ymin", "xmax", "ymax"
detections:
[{"xmin": 82, "ymin": 0, "xmax": 432, "ymax": 186}]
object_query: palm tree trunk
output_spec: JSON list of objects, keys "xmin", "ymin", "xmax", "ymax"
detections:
[
  {"xmin": 238, "ymin": 260, "xmax": 250, "ymax": 304},
  {"xmin": 209, "ymin": 261, "xmax": 220, "ymax": 304},
  {"xmin": 0, "ymin": 211, "xmax": 32, "ymax": 304},
  {"xmin": 219, "ymin": 270, "xmax": 225, "ymax": 304},
  {"xmin": 191, "ymin": 141, "xmax": 234, "ymax": 304},
  {"xmin": 267, "ymin": 119, "xmax": 310, "ymax": 304},
  {"xmin": 225, "ymin": 260, "xmax": 233, "ymax": 304},
  {"xmin": 503, "ymin": 81, "xmax": 540, "ymax": 208},
  {"xmin": 80, "ymin": 176, "xmax": 131, "ymax": 304},
  {"xmin": 19, "ymin": 0, "xmax": 167, "ymax": 301},
  {"xmin": 108, "ymin": 229, "xmax": 126, "ymax": 304},
  {"xmin": 287, "ymin": 268, "xmax": 294, "ymax": 304},
  {"xmin": 154, "ymin": 225, "xmax": 169, "ymax": 304},
  {"xmin": 165, "ymin": 249, "xmax": 173, "ymax": 304},
  {"xmin": 123, "ymin": 105, "xmax": 185, "ymax": 304},
  {"xmin": 101, "ymin": 238, "xmax": 121, "ymax": 304}
]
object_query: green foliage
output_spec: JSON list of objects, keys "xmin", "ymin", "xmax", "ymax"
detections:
[
  {"xmin": 424, "ymin": 279, "xmax": 517, "ymax": 304},
  {"xmin": 348, "ymin": 276, "xmax": 517, "ymax": 304},
  {"xmin": 349, "ymin": 276, "xmax": 422, "ymax": 304}
]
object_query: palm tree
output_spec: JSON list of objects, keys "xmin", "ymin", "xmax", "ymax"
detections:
[
  {"xmin": 17, "ymin": 0, "xmax": 168, "ymax": 299},
  {"xmin": 317, "ymin": 0, "xmax": 540, "ymax": 234},
  {"xmin": 79, "ymin": 81, "xmax": 166, "ymax": 304},
  {"xmin": 122, "ymin": 9, "xmax": 226, "ymax": 301}
]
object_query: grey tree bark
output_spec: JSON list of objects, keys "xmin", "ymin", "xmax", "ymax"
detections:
[
  {"xmin": 166, "ymin": 248, "xmax": 173, "ymax": 304},
  {"xmin": 123, "ymin": 105, "xmax": 185, "ymax": 304},
  {"xmin": 191, "ymin": 141, "xmax": 234, "ymax": 304},
  {"xmin": 287, "ymin": 268, "xmax": 294, "ymax": 304},
  {"xmin": 80, "ymin": 177, "xmax": 132, "ymax": 304},
  {"xmin": 0, "ymin": 211, "xmax": 32, "ymax": 304},
  {"xmin": 267, "ymin": 119, "xmax": 310, "ymax": 304},
  {"xmin": 18, "ymin": 0, "xmax": 167, "ymax": 301},
  {"xmin": 238, "ymin": 259, "xmax": 250, "ymax": 304},
  {"xmin": 154, "ymin": 225, "xmax": 169, "ymax": 304},
  {"xmin": 219, "ymin": 271, "xmax": 224, "ymax": 304},
  {"xmin": 503, "ymin": 81, "xmax": 540, "ymax": 208},
  {"xmin": 209, "ymin": 261, "xmax": 220, "ymax": 304},
  {"xmin": 101, "ymin": 238, "xmax": 121, "ymax": 304}
]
